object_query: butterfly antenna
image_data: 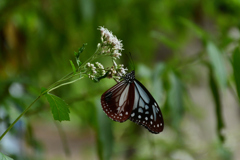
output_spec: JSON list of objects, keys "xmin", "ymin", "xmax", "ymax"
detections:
[{"xmin": 126, "ymin": 52, "xmax": 135, "ymax": 71}]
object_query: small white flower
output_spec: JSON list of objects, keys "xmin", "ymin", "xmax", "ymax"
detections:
[
  {"xmin": 102, "ymin": 70, "xmax": 106, "ymax": 75},
  {"xmin": 97, "ymin": 43, "xmax": 101, "ymax": 48},
  {"xmin": 96, "ymin": 62, "xmax": 104, "ymax": 69},
  {"xmin": 98, "ymin": 26, "xmax": 123, "ymax": 59},
  {"xmin": 112, "ymin": 50, "xmax": 122, "ymax": 59},
  {"xmin": 112, "ymin": 60, "xmax": 117, "ymax": 68}
]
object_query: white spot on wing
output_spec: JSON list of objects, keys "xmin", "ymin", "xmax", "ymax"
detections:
[
  {"xmin": 139, "ymin": 99, "xmax": 144, "ymax": 108},
  {"xmin": 150, "ymin": 115, "xmax": 153, "ymax": 120},
  {"xmin": 138, "ymin": 108, "xmax": 143, "ymax": 113},
  {"xmin": 138, "ymin": 115, "xmax": 141, "ymax": 119},
  {"xmin": 145, "ymin": 117, "xmax": 148, "ymax": 120},
  {"xmin": 145, "ymin": 105, "xmax": 149, "ymax": 110},
  {"xmin": 131, "ymin": 113, "xmax": 135, "ymax": 117}
]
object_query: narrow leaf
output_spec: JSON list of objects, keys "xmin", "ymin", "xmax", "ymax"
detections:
[
  {"xmin": 78, "ymin": 43, "xmax": 87, "ymax": 55},
  {"xmin": 95, "ymin": 100, "xmax": 113, "ymax": 160},
  {"xmin": 45, "ymin": 93, "xmax": 70, "ymax": 121},
  {"xmin": 0, "ymin": 152, "xmax": 13, "ymax": 160},
  {"xmin": 167, "ymin": 72, "xmax": 184, "ymax": 128},
  {"xmin": 232, "ymin": 47, "xmax": 240, "ymax": 102},
  {"xmin": 75, "ymin": 43, "xmax": 87, "ymax": 58},
  {"xmin": 207, "ymin": 41, "xmax": 227, "ymax": 88},
  {"xmin": 69, "ymin": 60, "xmax": 76, "ymax": 74},
  {"xmin": 152, "ymin": 63, "xmax": 165, "ymax": 103},
  {"xmin": 180, "ymin": 18, "xmax": 207, "ymax": 40},
  {"xmin": 208, "ymin": 65, "xmax": 225, "ymax": 142}
]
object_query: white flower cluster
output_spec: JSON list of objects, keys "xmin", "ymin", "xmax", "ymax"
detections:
[
  {"xmin": 98, "ymin": 26, "xmax": 124, "ymax": 59},
  {"xmin": 85, "ymin": 27, "xmax": 129, "ymax": 81},
  {"xmin": 86, "ymin": 62, "xmax": 106, "ymax": 80},
  {"xmin": 108, "ymin": 61, "xmax": 128, "ymax": 80}
]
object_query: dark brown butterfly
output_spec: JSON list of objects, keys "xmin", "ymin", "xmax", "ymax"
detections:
[{"xmin": 101, "ymin": 71, "xmax": 164, "ymax": 134}]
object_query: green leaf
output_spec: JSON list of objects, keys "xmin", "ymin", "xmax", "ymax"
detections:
[
  {"xmin": 167, "ymin": 72, "xmax": 184, "ymax": 128},
  {"xmin": 151, "ymin": 31, "xmax": 179, "ymax": 50},
  {"xmin": 207, "ymin": 41, "xmax": 227, "ymax": 88},
  {"xmin": 232, "ymin": 47, "xmax": 240, "ymax": 102},
  {"xmin": 74, "ymin": 51, "xmax": 78, "ymax": 57},
  {"xmin": 45, "ymin": 93, "xmax": 70, "ymax": 121},
  {"xmin": 180, "ymin": 18, "xmax": 207, "ymax": 40},
  {"xmin": 69, "ymin": 60, "xmax": 76, "ymax": 74},
  {"xmin": 152, "ymin": 63, "xmax": 165, "ymax": 103},
  {"xmin": 75, "ymin": 43, "xmax": 87, "ymax": 58},
  {"xmin": 0, "ymin": 152, "xmax": 13, "ymax": 160},
  {"xmin": 95, "ymin": 99, "xmax": 113, "ymax": 160},
  {"xmin": 208, "ymin": 65, "xmax": 225, "ymax": 142}
]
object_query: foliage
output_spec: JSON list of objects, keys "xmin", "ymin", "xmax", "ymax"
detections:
[
  {"xmin": 45, "ymin": 93, "xmax": 70, "ymax": 121},
  {"xmin": 0, "ymin": 0, "xmax": 240, "ymax": 160}
]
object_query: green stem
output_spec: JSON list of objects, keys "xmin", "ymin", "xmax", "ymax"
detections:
[
  {"xmin": 0, "ymin": 96, "xmax": 41, "ymax": 141},
  {"xmin": 48, "ymin": 77, "xmax": 84, "ymax": 93},
  {"xmin": 46, "ymin": 72, "xmax": 74, "ymax": 91},
  {"xmin": 0, "ymin": 48, "xmax": 105, "ymax": 141}
]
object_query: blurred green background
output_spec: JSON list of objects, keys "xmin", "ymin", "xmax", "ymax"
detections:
[{"xmin": 1, "ymin": 0, "xmax": 240, "ymax": 160}]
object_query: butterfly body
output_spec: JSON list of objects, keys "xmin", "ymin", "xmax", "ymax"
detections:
[{"xmin": 101, "ymin": 71, "xmax": 164, "ymax": 134}]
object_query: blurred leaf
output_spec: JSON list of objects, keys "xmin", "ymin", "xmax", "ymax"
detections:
[
  {"xmin": 151, "ymin": 31, "xmax": 179, "ymax": 50},
  {"xmin": 137, "ymin": 64, "xmax": 151, "ymax": 78},
  {"xmin": 70, "ymin": 60, "xmax": 76, "ymax": 74},
  {"xmin": 208, "ymin": 65, "xmax": 225, "ymax": 142},
  {"xmin": 0, "ymin": 152, "xmax": 13, "ymax": 160},
  {"xmin": 167, "ymin": 72, "xmax": 184, "ymax": 128},
  {"xmin": 180, "ymin": 18, "xmax": 207, "ymax": 40},
  {"xmin": 152, "ymin": 63, "xmax": 166, "ymax": 104},
  {"xmin": 25, "ymin": 123, "xmax": 44, "ymax": 153},
  {"xmin": 232, "ymin": 47, "xmax": 240, "ymax": 103},
  {"xmin": 207, "ymin": 41, "xmax": 227, "ymax": 88},
  {"xmin": 45, "ymin": 93, "xmax": 70, "ymax": 121},
  {"xmin": 95, "ymin": 99, "xmax": 113, "ymax": 160}
]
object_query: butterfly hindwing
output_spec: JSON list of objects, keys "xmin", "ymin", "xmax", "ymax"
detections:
[
  {"xmin": 101, "ymin": 80, "xmax": 135, "ymax": 122},
  {"xmin": 129, "ymin": 79, "xmax": 164, "ymax": 134},
  {"xmin": 101, "ymin": 71, "xmax": 164, "ymax": 134}
]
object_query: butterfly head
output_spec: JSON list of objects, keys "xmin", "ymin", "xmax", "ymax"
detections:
[{"xmin": 122, "ymin": 71, "xmax": 135, "ymax": 83}]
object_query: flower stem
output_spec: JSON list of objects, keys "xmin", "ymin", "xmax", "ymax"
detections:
[
  {"xmin": 0, "ymin": 96, "xmax": 41, "ymax": 141},
  {"xmin": 0, "ymin": 47, "xmax": 106, "ymax": 141},
  {"xmin": 48, "ymin": 77, "xmax": 84, "ymax": 93}
]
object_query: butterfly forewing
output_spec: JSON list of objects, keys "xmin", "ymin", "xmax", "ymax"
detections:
[
  {"xmin": 101, "ymin": 80, "xmax": 135, "ymax": 122},
  {"xmin": 129, "ymin": 79, "xmax": 164, "ymax": 134},
  {"xmin": 101, "ymin": 71, "xmax": 164, "ymax": 134}
]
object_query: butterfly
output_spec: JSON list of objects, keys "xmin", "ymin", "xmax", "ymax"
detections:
[{"xmin": 101, "ymin": 70, "xmax": 164, "ymax": 134}]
